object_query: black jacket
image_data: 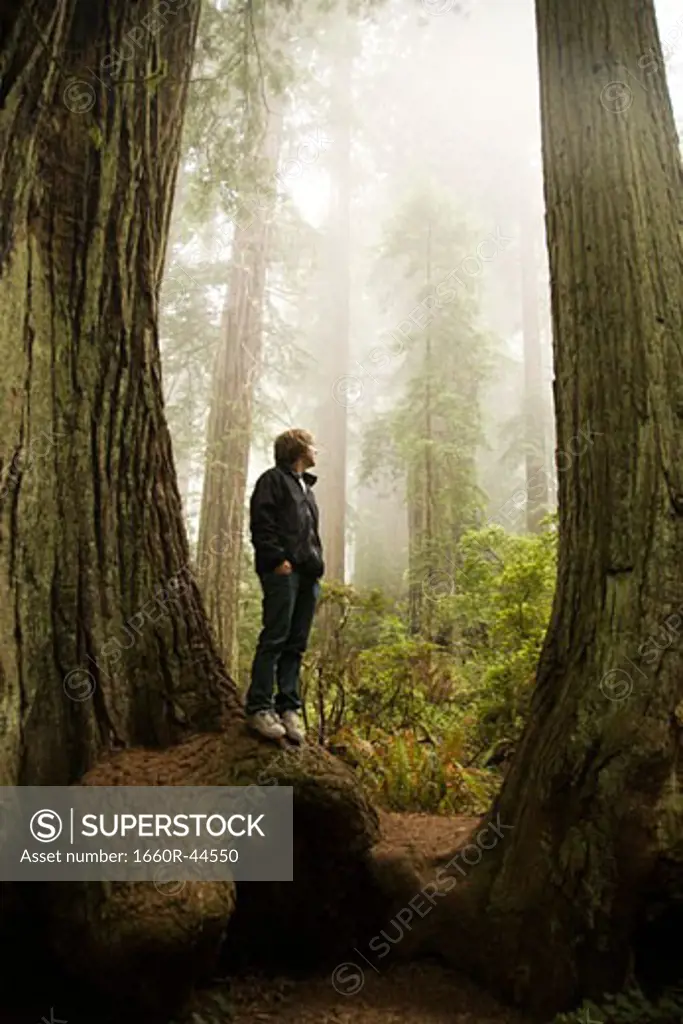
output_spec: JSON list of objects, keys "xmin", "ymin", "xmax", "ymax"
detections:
[{"xmin": 250, "ymin": 463, "xmax": 325, "ymax": 578}]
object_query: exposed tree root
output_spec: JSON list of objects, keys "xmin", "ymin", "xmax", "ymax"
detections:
[{"xmin": 42, "ymin": 725, "xmax": 383, "ymax": 1017}]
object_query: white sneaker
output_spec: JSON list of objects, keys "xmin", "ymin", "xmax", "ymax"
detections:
[
  {"xmin": 247, "ymin": 710, "xmax": 286, "ymax": 741},
  {"xmin": 280, "ymin": 710, "xmax": 305, "ymax": 744}
]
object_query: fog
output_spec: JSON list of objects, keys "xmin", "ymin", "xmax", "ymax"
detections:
[{"xmin": 161, "ymin": 0, "xmax": 683, "ymax": 585}]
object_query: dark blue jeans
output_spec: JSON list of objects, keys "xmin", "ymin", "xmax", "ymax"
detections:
[{"xmin": 245, "ymin": 570, "xmax": 320, "ymax": 716}]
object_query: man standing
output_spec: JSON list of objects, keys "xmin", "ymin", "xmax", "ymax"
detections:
[{"xmin": 245, "ymin": 428, "xmax": 324, "ymax": 743}]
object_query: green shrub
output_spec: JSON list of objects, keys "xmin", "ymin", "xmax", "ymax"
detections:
[{"xmin": 236, "ymin": 522, "xmax": 557, "ymax": 815}]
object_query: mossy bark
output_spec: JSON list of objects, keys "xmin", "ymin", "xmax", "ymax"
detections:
[
  {"xmin": 0, "ymin": 13, "xmax": 386, "ymax": 1016},
  {"xmin": 419, "ymin": 0, "xmax": 683, "ymax": 1014},
  {"xmin": 0, "ymin": 0, "xmax": 239, "ymax": 789},
  {"xmin": 47, "ymin": 727, "xmax": 381, "ymax": 1014}
]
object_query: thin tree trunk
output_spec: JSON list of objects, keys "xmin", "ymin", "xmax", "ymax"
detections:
[
  {"xmin": 0, "ymin": 0, "xmax": 235, "ymax": 789},
  {"xmin": 540, "ymin": 266, "xmax": 557, "ymax": 511},
  {"xmin": 407, "ymin": 461, "xmax": 423, "ymax": 634},
  {"xmin": 423, "ymin": 219, "xmax": 435, "ymax": 636},
  {"xmin": 197, "ymin": 98, "xmax": 283, "ymax": 677},
  {"xmin": 317, "ymin": 0, "xmax": 352, "ymax": 584},
  {"xmin": 420, "ymin": 0, "xmax": 683, "ymax": 1013},
  {"xmin": 354, "ymin": 476, "xmax": 408, "ymax": 594}
]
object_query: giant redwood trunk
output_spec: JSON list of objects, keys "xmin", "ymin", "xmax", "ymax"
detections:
[
  {"xmin": 416, "ymin": 0, "xmax": 683, "ymax": 1015},
  {"xmin": 197, "ymin": 98, "xmax": 283, "ymax": 677},
  {"xmin": 0, "ymin": 0, "xmax": 237, "ymax": 1011},
  {"xmin": 0, "ymin": 0, "xmax": 236, "ymax": 791},
  {"xmin": 0, "ymin": 5, "xmax": 384, "ymax": 1017}
]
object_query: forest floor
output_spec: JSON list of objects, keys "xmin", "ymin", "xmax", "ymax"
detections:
[
  {"xmin": 222, "ymin": 960, "xmax": 529, "ymax": 1024},
  {"xmin": 184, "ymin": 812, "xmax": 532, "ymax": 1024},
  {"xmin": 375, "ymin": 808, "xmax": 478, "ymax": 859},
  {"xmin": 2, "ymin": 813, "xmax": 532, "ymax": 1024}
]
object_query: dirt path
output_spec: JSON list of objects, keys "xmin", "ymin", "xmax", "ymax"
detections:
[
  {"xmin": 180, "ymin": 811, "xmax": 528, "ymax": 1024},
  {"xmin": 3, "ymin": 811, "xmax": 529, "ymax": 1024},
  {"xmin": 219, "ymin": 962, "xmax": 530, "ymax": 1024},
  {"xmin": 375, "ymin": 809, "xmax": 480, "ymax": 862},
  {"xmin": 225, "ymin": 962, "xmax": 531, "ymax": 1024}
]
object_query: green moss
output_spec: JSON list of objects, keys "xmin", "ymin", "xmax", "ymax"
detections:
[{"xmin": 88, "ymin": 125, "xmax": 104, "ymax": 150}]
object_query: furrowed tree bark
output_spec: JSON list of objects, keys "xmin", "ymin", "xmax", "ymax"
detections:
[
  {"xmin": 197, "ymin": 98, "xmax": 283, "ymax": 678},
  {"xmin": 0, "ymin": 0, "xmax": 239, "ymax": 1011},
  {"xmin": 417, "ymin": 0, "xmax": 683, "ymax": 1015},
  {"xmin": 0, "ymin": 9, "xmax": 386, "ymax": 1016},
  {"xmin": 0, "ymin": 0, "xmax": 237, "ymax": 791}
]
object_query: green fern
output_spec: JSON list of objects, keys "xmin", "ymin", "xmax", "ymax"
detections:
[{"xmin": 551, "ymin": 985, "xmax": 683, "ymax": 1024}]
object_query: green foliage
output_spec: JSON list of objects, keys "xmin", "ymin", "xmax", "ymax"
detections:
[
  {"xmin": 304, "ymin": 582, "xmax": 456, "ymax": 736},
  {"xmin": 352, "ymin": 727, "xmax": 499, "ymax": 816},
  {"xmin": 247, "ymin": 522, "xmax": 557, "ymax": 816},
  {"xmin": 185, "ymin": 0, "xmax": 297, "ymax": 222},
  {"xmin": 550, "ymin": 985, "xmax": 683, "ymax": 1024},
  {"xmin": 438, "ymin": 521, "xmax": 557, "ymax": 760}
]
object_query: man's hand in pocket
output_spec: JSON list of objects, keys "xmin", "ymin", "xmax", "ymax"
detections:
[{"xmin": 274, "ymin": 560, "xmax": 293, "ymax": 575}]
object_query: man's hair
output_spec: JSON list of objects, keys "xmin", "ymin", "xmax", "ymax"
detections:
[{"xmin": 274, "ymin": 428, "xmax": 314, "ymax": 466}]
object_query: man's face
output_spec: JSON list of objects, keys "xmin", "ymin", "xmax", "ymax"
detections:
[{"xmin": 304, "ymin": 440, "xmax": 317, "ymax": 469}]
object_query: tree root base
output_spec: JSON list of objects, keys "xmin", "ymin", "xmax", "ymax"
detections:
[{"xmin": 38, "ymin": 725, "xmax": 388, "ymax": 1017}]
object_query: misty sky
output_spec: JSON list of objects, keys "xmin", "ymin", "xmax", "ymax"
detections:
[{"xmin": 195, "ymin": 0, "xmax": 683, "ymax": 550}]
